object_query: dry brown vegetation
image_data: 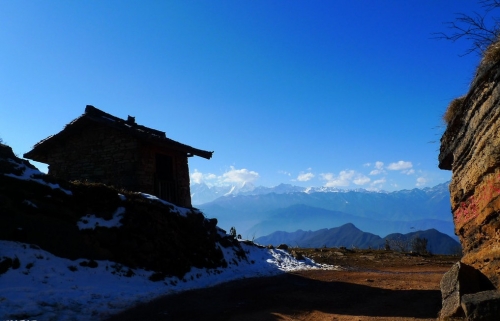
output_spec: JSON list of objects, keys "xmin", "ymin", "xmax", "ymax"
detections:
[
  {"xmin": 443, "ymin": 96, "xmax": 465, "ymax": 125},
  {"xmin": 443, "ymin": 35, "xmax": 500, "ymax": 127},
  {"xmin": 296, "ymin": 247, "xmax": 459, "ymax": 271},
  {"xmin": 482, "ymin": 37, "xmax": 500, "ymax": 64}
]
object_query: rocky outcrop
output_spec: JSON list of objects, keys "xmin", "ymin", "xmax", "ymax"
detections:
[
  {"xmin": 440, "ymin": 262, "xmax": 495, "ymax": 318},
  {"xmin": 439, "ymin": 42, "xmax": 500, "ymax": 318},
  {"xmin": 439, "ymin": 51, "xmax": 500, "ymax": 288},
  {"xmin": 461, "ymin": 290, "xmax": 500, "ymax": 320}
]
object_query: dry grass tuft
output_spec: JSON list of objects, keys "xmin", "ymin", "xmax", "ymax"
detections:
[
  {"xmin": 443, "ymin": 96, "xmax": 466, "ymax": 124},
  {"xmin": 482, "ymin": 37, "xmax": 500, "ymax": 64}
]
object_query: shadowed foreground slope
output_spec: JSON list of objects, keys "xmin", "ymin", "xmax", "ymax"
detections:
[{"xmin": 107, "ymin": 249, "xmax": 457, "ymax": 321}]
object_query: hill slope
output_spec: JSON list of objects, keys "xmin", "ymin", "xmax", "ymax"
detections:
[
  {"xmin": 1, "ymin": 143, "xmax": 338, "ymax": 320},
  {"xmin": 243, "ymin": 203, "xmax": 454, "ymax": 239},
  {"xmin": 255, "ymin": 224, "xmax": 461, "ymax": 254},
  {"xmin": 0, "ymin": 143, "xmax": 244, "ymax": 278}
]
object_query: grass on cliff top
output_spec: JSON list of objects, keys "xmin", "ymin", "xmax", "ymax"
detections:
[
  {"xmin": 443, "ymin": 37, "xmax": 500, "ymax": 126},
  {"xmin": 482, "ymin": 36, "xmax": 500, "ymax": 65},
  {"xmin": 443, "ymin": 96, "xmax": 465, "ymax": 125}
]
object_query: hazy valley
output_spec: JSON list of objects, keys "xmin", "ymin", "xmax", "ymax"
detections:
[{"xmin": 193, "ymin": 182, "xmax": 455, "ymax": 243}]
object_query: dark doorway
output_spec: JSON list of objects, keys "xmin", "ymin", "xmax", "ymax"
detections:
[{"xmin": 154, "ymin": 154, "xmax": 176, "ymax": 203}]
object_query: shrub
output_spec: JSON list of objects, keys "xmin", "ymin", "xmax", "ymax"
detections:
[
  {"xmin": 12, "ymin": 257, "xmax": 20, "ymax": 269},
  {"xmin": 125, "ymin": 268, "xmax": 135, "ymax": 277},
  {"xmin": 0, "ymin": 257, "xmax": 13, "ymax": 275},
  {"xmin": 443, "ymin": 96, "xmax": 465, "ymax": 124},
  {"xmin": 388, "ymin": 237, "xmax": 410, "ymax": 253},
  {"xmin": 411, "ymin": 237, "xmax": 429, "ymax": 255},
  {"xmin": 149, "ymin": 272, "xmax": 166, "ymax": 282},
  {"xmin": 384, "ymin": 239, "xmax": 391, "ymax": 251},
  {"xmin": 483, "ymin": 36, "xmax": 500, "ymax": 64},
  {"xmin": 229, "ymin": 226, "xmax": 237, "ymax": 239}
]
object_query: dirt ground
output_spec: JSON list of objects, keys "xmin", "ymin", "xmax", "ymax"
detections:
[{"xmin": 106, "ymin": 249, "xmax": 458, "ymax": 321}]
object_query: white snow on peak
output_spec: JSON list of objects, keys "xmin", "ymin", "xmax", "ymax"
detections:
[{"xmin": 223, "ymin": 185, "xmax": 236, "ymax": 196}]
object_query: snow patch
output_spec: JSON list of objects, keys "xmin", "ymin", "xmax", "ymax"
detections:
[
  {"xmin": 138, "ymin": 192, "xmax": 193, "ymax": 217},
  {"xmin": 22, "ymin": 200, "xmax": 37, "ymax": 208},
  {"xmin": 4, "ymin": 160, "xmax": 72, "ymax": 195},
  {"xmin": 77, "ymin": 207, "xmax": 126, "ymax": 230}
]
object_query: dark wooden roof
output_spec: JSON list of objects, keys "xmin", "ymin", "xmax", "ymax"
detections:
[{"xmin": 24, "ymin": 105, "xmax": 213, "ymax": 161}]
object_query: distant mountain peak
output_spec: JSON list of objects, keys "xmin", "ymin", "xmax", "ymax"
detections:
[
  {"xmin": 191, "ymin": 181, "xmax": 450, "ymax": 206},
  {"xmin": 223, "ymin": 185, "xmax": 237, "ymax": 196}
]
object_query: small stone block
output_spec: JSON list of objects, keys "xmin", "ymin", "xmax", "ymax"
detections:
[{"xmin": 461, "ymin": 290, "xmax": 500, "ymax": 321}]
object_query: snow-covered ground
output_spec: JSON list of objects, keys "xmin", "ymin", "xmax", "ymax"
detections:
[
  {"xmin": 0, "ymin": 239, "xmax": 340, "ymax": 321},
  {"xmin": 0, "ymin": 152, "xmax": 341, "ymax": 320}
]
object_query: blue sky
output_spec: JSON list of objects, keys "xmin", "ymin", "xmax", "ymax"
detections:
[{"xmin": 0, "ymin": 1, "xmax": 486, "ymax": 191}]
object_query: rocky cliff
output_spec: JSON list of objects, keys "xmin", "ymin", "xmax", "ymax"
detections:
[{"xmin": 439, "ymin": 42, "xmax": 500, "ymax": 288}]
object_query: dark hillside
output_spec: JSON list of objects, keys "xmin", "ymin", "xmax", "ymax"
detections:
[
  {"xmin": 256, "ymin": 223, "xmax": 382, "ymax": 249},
  {"xmin": 244, "ymin": 204, "xmax": 454, "ymax": 240},
  {"xmin": 256, "ymin": 224, "xmax": 461, "ymax": 254},
  {"xmin": 0, "ymin": 143, "xmax": 245, "ymax": 279},
  {"xmin": 380, "ymin": 229, "xmax": 461, "ymax": 255}
]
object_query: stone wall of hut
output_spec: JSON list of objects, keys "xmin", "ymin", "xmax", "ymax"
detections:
[
  {"xmin": 41, "ymin": 123, "xmax": 192, "ymax": 208},
  {"xmin": 46, "ymin": 124, "xmax": 140, "ymax": 189}
]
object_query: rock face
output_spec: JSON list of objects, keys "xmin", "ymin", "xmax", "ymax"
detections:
[
  {"xmin": 440, "ymin": 262, "xmax": 494, "ymax": 318},
  {"xmin": 439, "ymin": 53, "xmax": 500, "ymax": 288},
  {"xmin": 461, "ymin": 290, "xmax": 500, "ymax": 320}
]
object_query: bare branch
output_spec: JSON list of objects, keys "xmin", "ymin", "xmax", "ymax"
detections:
[{"xmin": 434, "ymin": 2, "xmax": 500, "ymax": 56}]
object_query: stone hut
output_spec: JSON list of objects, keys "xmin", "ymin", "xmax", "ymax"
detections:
[{"xmin": 24, "ymin": 105, "xmax": 213, "ymax": 208}]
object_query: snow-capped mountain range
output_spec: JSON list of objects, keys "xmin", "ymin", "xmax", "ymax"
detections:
[
  {"xmin": 191, "ymin": 182, "xmax": 392, "ymax": 205},
  {"xmin": 191, "ymin": 181, "xmax": 450, "ymax": 205},
  {"xmin": 193, "ymin": 181, "xmax": 453, "ymax": 241}
]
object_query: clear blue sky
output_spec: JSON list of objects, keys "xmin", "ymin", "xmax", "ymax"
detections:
[{"xmin": 0, "ymin": 1, "xmax": 486, "ymax": 191}]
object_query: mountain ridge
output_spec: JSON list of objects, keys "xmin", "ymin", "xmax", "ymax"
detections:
[
  {"xmin": 191, "ymin": 181, "xmax": 450, "ymax": 205},
  {"xmin": 255, "ymin": 223, "xmax": 461, "ymax": 255},
  {"xmin": 196, "ymin": 182, "xmax": 453, "ymax": 239}
]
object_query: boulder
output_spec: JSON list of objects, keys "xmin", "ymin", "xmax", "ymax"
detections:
[
  {"xmin": 461, "ymin": 290, "xmax": 500, "ymax": 321},
  {"xmin": 290, "ymin": 250, "xmax": 305, "ymax": 261},
  {"xmin": 440, "ymin": 262, "xmax": 495, "ymax": 319},
  {"xmin": 277, "ymin": 244, "xmax": 289, "ymax": 250}
]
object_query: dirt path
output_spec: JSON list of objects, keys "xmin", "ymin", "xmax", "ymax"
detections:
[{"xmin": 106, "ymin": 256, "xmax": 454, "ymax": 321}]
